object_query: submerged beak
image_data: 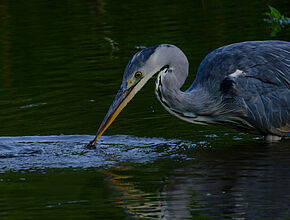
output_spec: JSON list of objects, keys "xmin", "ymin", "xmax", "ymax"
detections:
[{"xmin": 95, "ymin": 81, "xmax": 141, "ymax": 141}]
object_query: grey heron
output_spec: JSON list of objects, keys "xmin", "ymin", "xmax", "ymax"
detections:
[{"xmin": 86, "ymin": 41, "xmax": 290, "ymax": 148}]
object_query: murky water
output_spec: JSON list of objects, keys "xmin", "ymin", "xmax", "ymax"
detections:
[
  {"xmin": 0, "ymin": 0, "xmax": 289, "ymax": 219},
  {"xmin": 0, "ymin": 135, "xmax": 289, "ymax": 219}
]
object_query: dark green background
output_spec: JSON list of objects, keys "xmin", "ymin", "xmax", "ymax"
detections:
[
  {"xmin": 0, "ymin": 0, "xmax": 289, "ymax": 219},
  {"xmin": 0, "ymin": 0, "xmax": 289, "ymax": 138}
]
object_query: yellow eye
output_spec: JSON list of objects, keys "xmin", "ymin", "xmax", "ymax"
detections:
[{"xmin": 135, "ymin": 71, "xmax": 142, "ymax": 78}]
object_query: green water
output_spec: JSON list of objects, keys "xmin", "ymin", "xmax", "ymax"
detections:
[{"xmin": 0, "ymin": 0, "xmax": 289, "ymax": 219}]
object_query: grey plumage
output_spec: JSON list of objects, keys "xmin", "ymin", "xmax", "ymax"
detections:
[
  {"xmin": 86, "ymin": 40, "xmax": 290, "ymax": 148},
  {"xmin": 147, "ymin": 41, "xmax": 289, "ymax": 138},
  {"xmin": 192, "ymin": 41, "xmax": 289, "ymax": 136},
  {"xmin": 123, "ymin": 45, "xmax": 158, "ymax": 82}
]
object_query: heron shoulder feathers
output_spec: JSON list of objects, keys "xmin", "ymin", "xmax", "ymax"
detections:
[{"xmin": 195, "ymin": 40, "xmax": 290, "ymax": 86}]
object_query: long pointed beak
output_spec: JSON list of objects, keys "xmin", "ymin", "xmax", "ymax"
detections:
[{"xmin": 95, "ymin": 82, "xmax": 140, "ymax": 141}]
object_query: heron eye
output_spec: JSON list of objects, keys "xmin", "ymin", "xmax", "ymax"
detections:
[{"xmin": 135, "ymin": 71, "xmax": 142, "ymax": 78}]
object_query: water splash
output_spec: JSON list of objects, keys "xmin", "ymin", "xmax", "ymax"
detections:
[{"xmin": 0, "ymin": 135, "xmax": 197, "ymax": 172}]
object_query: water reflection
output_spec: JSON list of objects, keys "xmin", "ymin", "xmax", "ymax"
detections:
[
  {"xmin": 0, "ymin": 135, "xmax": 289, "ymax": 218},
  {"xmin": 106, "ymin": 141, "xmax": 290, "ymax": 219},
  {"xmin": 0, "ymin": 0, "xmax": 290, "ymax": 219}
]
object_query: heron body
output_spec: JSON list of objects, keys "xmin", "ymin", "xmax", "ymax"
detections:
[{"xmin": 87, "ymin": 41, "xmax": 290, "ymax": 147}]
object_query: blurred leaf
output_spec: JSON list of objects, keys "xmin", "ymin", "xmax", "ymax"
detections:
[
  {"xmin": 104, "ymin": 37, "xmax": 119, "ymax": 51},
  {"xmin": 268, "ymin": 5, "xmax": 281, "ymax": 19},
  {"xmin": 264, "ymin": 5, "xmax": 290, "ymax": 36},
  {"xmin": 104, "ymin": 37, "xmax": 119, "ymax": 60}
]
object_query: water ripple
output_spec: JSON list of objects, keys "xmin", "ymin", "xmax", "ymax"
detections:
[{"xmin": 0, "ymin": 135, "xmax": 197, "ymax": 172}]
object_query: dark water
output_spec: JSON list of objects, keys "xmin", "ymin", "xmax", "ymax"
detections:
[
  {"xmin": 0, "ymin": 0, "xmax": 289, "ymax": 219},
  {"xmin": 0, "ymin": 135, "xmax": 290, "ymax": 219}
]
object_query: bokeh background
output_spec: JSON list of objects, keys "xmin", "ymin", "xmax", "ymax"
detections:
[
  {"xmin": 0, "ymin": 0, "xmax": 289, "ymax": 138},
  {"xmin": 0, "ymin": 0, "xmax": 289, "ymax": 219}
]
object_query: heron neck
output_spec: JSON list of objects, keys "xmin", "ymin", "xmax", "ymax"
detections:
[
  {"xmin": 155, "ymin": 70, "xmax": 221, "ymax": 121},
  {"xmin": 153, "ymin": 44, "xmax": 223, "ymax": 120}
]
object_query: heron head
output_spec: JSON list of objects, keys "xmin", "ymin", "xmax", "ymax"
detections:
[
  {"xmin": 95, "ymin": 45, "xmax": 167, "ymax": 140},
  {"xmin": 93, "ymin": 44, "xmax": 189, "ymax": 141}
]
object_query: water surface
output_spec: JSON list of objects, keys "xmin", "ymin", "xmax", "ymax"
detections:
[
  {"xmin": 0, "ymin": 135, "xmax": 290, "ymax": 219},
  {"xmin": 0, "ymin": 0, "xmax": 290, "ymax": 219}
]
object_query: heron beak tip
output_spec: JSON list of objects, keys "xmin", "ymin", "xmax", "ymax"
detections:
[{"xmin": 93, "ymin": 84, "xmax": 139, "ymax": 142}]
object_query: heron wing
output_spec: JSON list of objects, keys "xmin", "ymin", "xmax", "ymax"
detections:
[{"xmin": 196, "ymin": 41, "xmax": 290, "ymax": 135}]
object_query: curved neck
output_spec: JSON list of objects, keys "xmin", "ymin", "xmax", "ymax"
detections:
[
  {"xmin": 152, "ymin": 46, "xmax": 221, "ymax": 121},
  {"xmin": 155, "ymin": 70, "xmax": 225, "ymax": 125}
]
